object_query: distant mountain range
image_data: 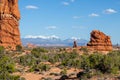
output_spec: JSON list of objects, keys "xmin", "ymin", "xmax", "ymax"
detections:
[{"xmin": 22, "ymin": 37, "xmax": 88, "ymax": 47}]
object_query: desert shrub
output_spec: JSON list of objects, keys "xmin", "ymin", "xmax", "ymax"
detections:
[
  {"xmin": 80, "ymin": 54, "xmax": 90, "ymax": 69},
  {"xmin": 48, "ymin": 58, "xmax": 55, "ymax": 64},
  {"xmin": 0, "ymin": 54, "xmax": 15, "ymax": 73},
  {"xmin": 57, "ymin": 53, "xmax": 68, "ymax": 61},
  {"xmin": 17, "ymin": 47, "xmax": 120, "ymax": 75},
  {"xmin": 79, "ymin": 51, "xmax": 120, "ymax": 74},
  {"xmin": 16, "ymin": 45, "xmax": 22, "ymax": 52},
  {"xmin": 60, "ymin": 68, "xmax": 67, "ymax": 75},
  {"xmin": 0, "ymin": 46, "xmax": 5, "ymax": 54},
  {"xmin": 109, "ymin": 66, "xmax": 119, "ymax": 74},
  {"xmin": 98, "ymin": 55, "xmax": 118, "ymax": 74},
  {"xmin": 31, "ymin": 47, "xmax": 48, "ymax": 54},
  {"xmin": 80, "ymin": 47, "xmax": 89, "ymax": 54},
  {"xmin": 73, "ymin": 59, "xmax": 81, "ymax": 69},
  {"xmin": 30, "ymin": 48, "xmax": 48, "ymax": 61},
  {"xmin": 48, "ymin": 54, "xmax": 60, "ymax": 64},
  {"xmin": 59, "ymin": 75, "xmax": 69, "ymax": 80},
  {"xmin": 30, "ymin": 63, "xmax": 50, "ymax": 72},
  {"xmin": 69, "ymin": 52, "xmax": 79, "ymax": 59},
  {"xmin": 58, "ymin": 52, "xmax": 78, "ymax": 60},
  {"xmin": 31, "ymin": 50, "xmax": 42, "ymax": 58},
  {"xmin": 38, "ymin": 63, "xmax": 50, "ymax": 71},
  {"xmin": 61, "ymin": 58, "xmax": 81, "ymax": 68},
  {"xmin": 0, "ymin": 54, "xmax": 23, "ymax": 80},
  {"xmin": 41, "ymin": 54, "xmax": 49, "ymax": 62},
  {"xmin": 89, "ymin": 53, "xmax": 103, "ymax": 69},
  {"xmin": 77, "ymin": 71, "xmax": 84, "ymax": 78},
  {"xmin": 0, "ymin": 73, "xmax": 21, "ymax": 80},
  {"xmin": 58, "ymin": 52, "xmax": 79, "ymax": 67},
  {"xmin": 108, "ymin": 51, "xmax": 120, "ymax": 69},
  {"xmin": 19, "ymin": 54, "xmax": 36, "ymax": 67},
  {"xmin": 77, "ymin": 70, "xmax": 94, "ymax": 79},
  {"xmin": 20, "ymin": 77, "xmax": 26, "ymax": 80}
]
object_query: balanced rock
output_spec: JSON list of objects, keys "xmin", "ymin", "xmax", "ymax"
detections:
[
  {"xmin": 0, "ymin": 0, "xmax": 21, "ymax": 50},
  {"xmin": 87, "ymin": 30, "xmax": 112, "ymax": 51},
  {"xmin": 73, "ymin": 41, "xmax": 77, "ymax": 48}
]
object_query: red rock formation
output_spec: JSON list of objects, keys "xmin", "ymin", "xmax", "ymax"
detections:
[
  {"xmin": 0, "ymin": 0, "xmax": 21, "ymax": 50},
  {"xmin": 87, "ymin": 30, "xmax": 112, "ymax": 51},
  {"xmin": 73, "ymin": 41, "xmax": 78, "ymax": 48}
]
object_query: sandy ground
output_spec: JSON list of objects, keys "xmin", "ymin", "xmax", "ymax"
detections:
[
  {"xmin": 21, "ymin": 73, "xmax": 43, "ymax": 80},
  {"xmin": 12, "ymin": 67, "xmax": 81, "ymax": 80}
]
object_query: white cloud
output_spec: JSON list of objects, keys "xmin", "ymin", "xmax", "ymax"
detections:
[
  {"xmin": 71, "ymin": 0, "xmax": 75, "ymax": 2},
  {"xmin": 104, "ymin": 8, "xmax": 117, "ymax": 14},
  {"xmin": 89, "ymin": 13, "xmax": 99, "ymax": 17},
  {"xmin": 25, "ymin": 5, "xmax": 39, "ymax": 9},
  {"xmin": 24, "ymin": 35, "xmax": 59, "ymax": 39},
  {"xmin": 62, "ymin": 0, "xmax": 76, "ymax": 6},
  {"xmin": 62, "ymin": 2, "xmax": 69, "ymax": 6},
  {"xmin": 73, "ymin": 16, "xmax": 81, "ymax": 19},
  {"xmin": 46, "ymin": 26, "xmax": 57, "ymax": 30}
]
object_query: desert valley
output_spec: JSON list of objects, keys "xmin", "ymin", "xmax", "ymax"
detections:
[{"xmin": 0, "ymin": 0, "xmax": 120, "ymax": 80}]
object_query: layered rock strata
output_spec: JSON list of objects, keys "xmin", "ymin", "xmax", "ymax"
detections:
[
  {"xmin": 87, "ymin": 30, "xmax": 112, "ymax": 51},
  {"xmin": 0, "ymin": 0, "xmax": 21, "ymax": 50}
]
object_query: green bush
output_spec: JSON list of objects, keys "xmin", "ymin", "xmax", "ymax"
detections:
[
  {"xmin": 0, "ymin": 73, "xmax": 21, "ymax": 80},
  {"xmin": 0, "ymin": 46, "xmax": 4, "ymax": 54},
  {"xmin": 0, "ymin": 54, "xmax": 23, "ymax": 80},
  {"xmin": 80, "ymin": 47, "xmax": 89, "ymax": 54},
  {"xmin": 17, "ymin": 48, "xmax": 120, "ymax": 76},
  {"xmin": 60, "ymin": 68, "xmax": 67, "ymax": 75},
  {"xmin": 89, "ymin": 53, "xmax": 103, "ymax": 69},
  {"xmin": 16, "ymin": 45, "xmax": 22, "ymax": 51},
  {"xmin": 0, "ymin": 55, "xmax": 15, "ymax": 73},
  {"xmin": 80, "ymin": 54, "xmax": 90, "ymax": 69},
  {"xmin": 30, "ymin": 63, "xmax": 50, "ymax": 72},
  {"xmin": 19, "ymin": 55, "xmax": 34, "ymax": 66},
  {"xmin": 31, "ymin": 47, "xmax": 48, "ymax": 54},
  {"xmin": 98, "ymin": 55, "xmax": 118, "ymax": 74}
]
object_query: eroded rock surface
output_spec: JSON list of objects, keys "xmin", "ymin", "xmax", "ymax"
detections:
[
  {"xmin": 0, "ymin": 0, "xmax": 21, "ymax": 50},
  {"xmin": 87, "ymin": 30, "xmax": 112, "ymax": 51}
]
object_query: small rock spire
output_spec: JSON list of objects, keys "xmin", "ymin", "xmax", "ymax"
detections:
[{"xmin": 73, "ymin": 40, "xmax": 77, "ymax": 48}]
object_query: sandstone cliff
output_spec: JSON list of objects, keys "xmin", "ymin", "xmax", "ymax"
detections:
[{"xmin": 0, "ymin": 0, "xmax": 21, "ymax": 50}]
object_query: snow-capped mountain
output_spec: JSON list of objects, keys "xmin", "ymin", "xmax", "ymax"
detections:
[{"xmin": 22, "ymin": 35, "xmax": 88, "ymax": 46}]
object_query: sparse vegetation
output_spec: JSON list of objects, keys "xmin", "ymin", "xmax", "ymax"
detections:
[
  {"xmin": 16, "ymin": 45, "xmax": 22, "ymax": 52},
  {"xmin": 0, "ymin": 47, "xmax": 120, "ymax": 79},
  {"xmin": 60, "ymin": 68, "xmax": 67, "ymax": 75},
  {"xmin": 30, "ymin": 63, "xmax": 51, "ymax": 72},
  {"xmin": 0, "ymin": 52, "xmax": 24, "ymax": 80},
  {"xmin": 0, "ymin": 46, "xmax": 5, "ymax": 54},
  {"xmin": 80, "ymin": 47, "xmax": 89, "ymax": 54}
]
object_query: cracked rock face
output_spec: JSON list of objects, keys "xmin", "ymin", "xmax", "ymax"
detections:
[
  {"xmin": 0, "ymin": 0, "xmax": 21, "ymax": 50},
  {"xmin": 87, "ymin": 30, "xmax": 112, "ymax": 51}
]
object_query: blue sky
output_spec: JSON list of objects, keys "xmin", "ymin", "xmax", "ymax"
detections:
[{"xmin": 19, "ymin": 0, "xmax": 120, "ymax": 44}]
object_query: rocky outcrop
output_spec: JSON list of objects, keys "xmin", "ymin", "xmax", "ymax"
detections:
[
  {"xmin": 87, "ymin": 30, "xmax": 112, "ymax": 51},
  {"xmin": 73, "ymin": 41, "xmax": 77, "ymax": 48},
  {"xmin": 0, "ymin": 0, "xmax": 21, "ymax": 50}
]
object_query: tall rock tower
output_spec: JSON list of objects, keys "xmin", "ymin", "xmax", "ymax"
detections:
[{"xmin": 0, "ymin": 0, "xmax": 21, "ymax": 50}]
